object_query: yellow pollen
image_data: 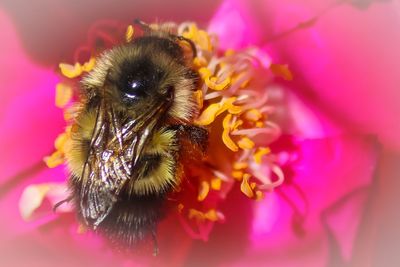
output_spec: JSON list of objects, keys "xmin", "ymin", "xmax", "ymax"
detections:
[
  {"xmin": 64, "ymin": 108, "xmax": 76, "ymax": 121},
  {"xmin": 222, "ymin": 113, "xmax": 239, "ymax": 151},
  {"xmin": 55, "ymin": 83, "xmax": 73, "ymax": 108},
  {"xmin": 233, "ymin": 162, "xmax": 248, "ymax": 170},
  {"xmin": 59, "ymin": 62, "xmax": 82, "ymax": 79},
  {"xmin": 210, "ymin": 178, "xmax": 222, "ymax": 190},
  {"xmin": 232, "ymin": 170, "xmax": 244, "ymax": 181},
  {"xmin": 82, "ymin": 57, "xmax": 96, "ymax": 72},
  {"xmin": 194, "ymin": 90, "xmax": 203, "ymax": 109},
  {"xmin": 44, "ymin": 151, "xmax": 64, "ymax": 168},
  {"xmin": 233, "ymin": 120, "xmax": 243, "ymax": 131},
  {"xmin": 197, "ymin": 181, "xmax": 210, "ymax": 201},
  {"xmin": 255, "ymin": 121, "xmax": 264, "ymax": 128},
  {"xmin": 237, "ymin": 137, "xmax": 255, "ymax": 150},
  {"xmin": 255, "ymin": 190, "xmax": 264, "ymax": 201},
  {"xmin": 240, "ymin": 173, "xmax": 255, "ymax": 198},
  {"xmin": 54, "ymin": 133, "xmax": 68, "ymax": 150},
  {"xmin": 205, "ymin": 76, "xmax": 231, "ymax": 91},
  {"xmin": 197, "ymin": 30, "xmax": 213, "ymax": 51},
  {"xmin": 59, "ymin": 58, "xmax": 95, "ymax": 78},
  {"xmin": 125, "ymin": 25, "xmax": 134, "ymax": 43},
  {"xmin": 224, "ymin": 49, "xmax": 235, "ymax": 57},
  {"xmin": 204, "ymin": 209, "xmax": 219, "ymax": 221},
  {"xmin": 245, "ymin": 109, "xmax": 263, "ymax": 122},
  {"xmin": 195, "ymin": 97, "xmax": 240, "ymax": 126},
  {"xmin": 182, "ymin": 24, "xmax": 212, "ymax": 52},
  {"xmin": 240, "ymin": 79, "xmax": 250, "ymax": 88},
  {"xmin": 270, "ymin": 63, "xmax": 293, "ymax": 81},
  {"xmin": 182, "ymin": 24, "xmax": 196, "ymax": 39},
  {"xmin": 198, "ymin": 67, "xmax": 212, "ymax": 79},
  {"xmin": 188, "ymin": 208, "xmax": 220, "ymax": 222},
  {"xmin": 253, "ymin": 147, "xmax": 271, "ymax": 164},
  {"xmin": 193, "ymin": 57, "xmax": 208, "ymax": 68}
]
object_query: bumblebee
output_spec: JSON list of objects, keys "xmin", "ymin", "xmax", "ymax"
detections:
[{"xmin": 64, "ymin": 23, "xmax": 208, "ymax": 252}]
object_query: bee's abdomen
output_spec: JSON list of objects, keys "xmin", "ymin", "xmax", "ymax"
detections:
[{"xmin": 98, "ymin": 193, "xmax": 166, "ymax": 246}]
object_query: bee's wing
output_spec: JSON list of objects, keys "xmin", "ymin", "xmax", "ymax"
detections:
[{"xmin": 79, "ymin": 102, "xmax": 140, "ymax": 228}]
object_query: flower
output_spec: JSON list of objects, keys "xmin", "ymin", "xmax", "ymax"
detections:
[{"xmin": 1, "ymin": 0, "xmax": 399, "ymax": 266}]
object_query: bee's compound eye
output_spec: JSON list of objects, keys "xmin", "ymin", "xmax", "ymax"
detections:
[{"xmin": 123, "ymin": 79, "xmax": 146, "ymax": 99}]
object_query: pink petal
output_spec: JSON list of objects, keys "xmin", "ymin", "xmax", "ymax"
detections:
[
  {"xmin": 182, "ymin": 134, "xmax": 378, "ymax": 266},
  {"xmin": 0, "ymin": 9, "xmax": 64, "ymax": 184},
  {"xmin": 210, "ymin": 0, "xmax": 400, "ymax": 149},
  {"xmin": 268, "ymin": 0, "xmax": 400, "ymax": 150}
]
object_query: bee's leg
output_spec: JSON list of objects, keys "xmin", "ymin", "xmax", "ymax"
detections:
[
  {"xmin": 53, "ymin": 196, "xmax": 73, "ymax": 212},
  {"xmin": 169, "ymin": 124, "xmax": 208, "ymax": 153}
]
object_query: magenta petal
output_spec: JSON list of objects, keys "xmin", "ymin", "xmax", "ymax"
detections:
[
  {"xmin": 245, "ymin": 134, "xmax": 378, "ymax": 266},
  {"xmin": 261, "ymin": 0, "xmax": 400, "ymax": 149},
  {"xmin": 210, "ymin": 0, "xmax": 400, "ymax": 149},
  {"xmin": 208, "ymin": 0, "xmax": 263, "ymax": 50},
  {"xmin": 0, "ymin": 9, "xmax": 64, "ymax": 183}
]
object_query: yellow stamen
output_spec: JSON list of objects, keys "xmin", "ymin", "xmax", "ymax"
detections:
[
  {"xmin": 233, "ymin": 162, "xmax": 248, "ymax": 170},
  {"xmin": 59, "ymin": 62, "xmax": 82, "ymax": 79},
  {"xmin": 237, "ymin": 136, "xmax": 255, "ymax": 150},
  {"xmin": 195, "ymin": 103, "xmax": 221, "ymax": 126},
  {"xmin": 255, "ymin": 190, "xmax": 264, "ymax": 201},
  {"xmin": 55, "ymin": 83, "xmax": 73, "ymax": 108},
  {"xmin": 188, "ymin": 208, "xmax": 219, "ymax": 222},
  {"xmin": 240, "ymin": 173, "xmax": 255, "ymax": 198},
  {"xmin": 253, "ymin": 147, "xmax": 271, "ymax": 164},
  {"xmin": 210, "ymin": 178, "xmax": 222, "ymax": 191},
  {"xmin": 64, "ymin": 108, "xmax": 77, "ymax": 121},
  {"xmin": 195, "ymin": 97, "xmax": 240, "ymax": 126},
  {"xmin": 125, "ymin": 25, "xmax": 134, "ymax": 43},
  {"xmin": 240, "ymin": 79, "xmax": 250, "ymax": 88},
  {"xmin": 224, "ymin": 49, "xmax": 235, "ymax": 57},
  {"xmin": 194, "ymin": 90, "xmax": 203, "ymax": 109},
  {"xmin": 232, "ymin": 119, "xmax": 243, "ymax": 131},
  {"xmin": 204, "ymin": 209, "xmax": 219, "ymax": 221},
  {"xmin": 270, "ymin": 63, "xmax": 293, "ymax": 81},
  {"xmin": 232, "ymin": 170, "xmax": 244, "ymax": 181},
  {"xmin": 182, "ymin": 24, "xmax": 197, "ymax": 40},
  {"xmin": 59, "ymin": 58, "xmax": 95, "ymax": 78},
  {"xmin": 82, "ymin": 57, "xmax": 96, "ymax": 72},
  {"xmin": 222, "ymin": 114, "xmax": 239, "ymax": 151},
  {"xmin": 245, "ymin": 109, "xmax": 263, "ymax": 122},
  {"xmin": 193, "ymin": 57, "xmax": 208, "ymax": 68},
  {"xmin": 44, "ymin": 151, "xmax": 64, "ymax": 168},
  {"xmin": 198, "ymin": 67, "xmax": 212, "ymax": 79},
  {"xmin": 197, "ymin": 181, "xmax": 210, "ymax": 201},
  {"xmin": 255, "ymin": 121, "xmax": 264, "ymax": 128},
  {"xmin": 54, "ymin": 133, "xmax": 68, "ymax": 150},
  {"xmin": 205, "ymin": 76, "xmax": 231, "ymax": 91},
  {"xmin": 197, "ymin": 30, "xmax": 212, "ymax": 51}
]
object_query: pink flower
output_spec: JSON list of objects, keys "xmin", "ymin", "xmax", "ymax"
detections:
[{"xmin": 1, "ymin": 0, "xmax": 399, "ymax": 266}]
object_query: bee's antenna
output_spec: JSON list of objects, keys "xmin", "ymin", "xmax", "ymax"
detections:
[{"xmin": 133, "ymin": 19, "xmax": 151, "ymax": 33}]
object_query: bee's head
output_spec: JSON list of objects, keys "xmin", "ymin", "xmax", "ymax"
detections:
[{"xmin": 81, "ymin": 35, "xmax": 198, "ymax": 121}]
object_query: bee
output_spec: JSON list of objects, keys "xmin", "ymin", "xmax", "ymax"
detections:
[{"xmin": 63, "ymin": 22, "xmax": 208, "ymax": 253}]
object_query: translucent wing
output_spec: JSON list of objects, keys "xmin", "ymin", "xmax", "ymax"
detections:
[{"xmin": 80, "ymin": 100, "xmax": 160, "ymax": 228}]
